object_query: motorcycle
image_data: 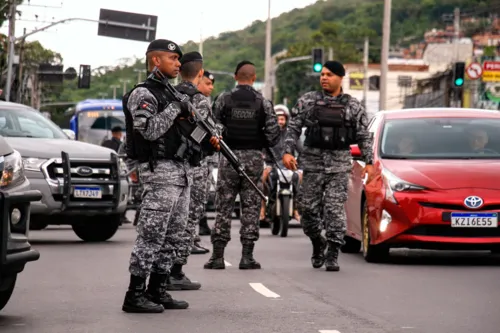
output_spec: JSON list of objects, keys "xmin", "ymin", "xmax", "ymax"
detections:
[{"xmin": 266, "ymin": 167, "xmax": 297, "ymax": 238}]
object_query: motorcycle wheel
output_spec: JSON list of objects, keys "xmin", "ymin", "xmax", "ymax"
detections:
[
  {"xmin": 271, "ymin": 202, "xmax": 280, "ymax": 235},
  {"xmin": 279, "ymin": 196, "xmax": 291, "ymax": 237}
]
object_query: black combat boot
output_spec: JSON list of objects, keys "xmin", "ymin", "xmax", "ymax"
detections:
[
  {"xmin": 203, "ymin": 241, "xmax": 226, "ymax": 269},
  {"xmin": 198, "ymin": 216, "xmax": 211, "ymax": 236},
  {"xmin": 146, "ymin": 273, "xmax": 189, "ymax": 309},
  {"xmin": 239, "ymin": 243, "xmax": 261, "ymax": 269},
  {"xmin": 310, "ymin": 235, "xmax": 327, "ymax": 268},
  {"xmin": 167, "ymin": 264, "xmax": 201, "ymax": 290},
  {"xmin": 325, "ymin": 241, "xmax": 340, "ymax": 272},
  {"xmin": 191, "ymin": 241, "xmax": 209, "ymax": 254},
  {"xmin": 122, "ymin": 275, "xmax": 164, "ymax": 313}
]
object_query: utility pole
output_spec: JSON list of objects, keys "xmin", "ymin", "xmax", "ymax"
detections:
[
  {"xmin": 454, "ymin": 7, "xmax": 460, "ymax": 61},
  {"xmin": 199, "ymin": 11, "xmax": 203, "ymax": 55},
  {"xmin": 133, "ymin": 69, "xmax": 145, "ymax": 83},
  {"xmin": 5, "ymin": 1, "xmax": 18, "ymax": 102},
  {"xmin": 120, "ymin": 79, "xmax": 130, "ymax": 96},
  {"xmin": 110, "ymin": 85, "xmax": 120, "ymax": 99},
  {"xmin": 328, "ymin": 47, "xmax": 334, "ymax": 61},
  {"xmin": 363, "ymin": 37, "xmax": 369, "ymax": 110},
  {"xmin": 263, "ymin": 0, "xmax": 272, "ymax": 101},
  {"xmin": 379, "ymin": 0, "xmax": 392, "ymax": 111}
]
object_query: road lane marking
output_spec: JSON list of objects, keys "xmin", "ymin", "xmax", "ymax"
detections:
[
  {"xmin": 319, "ymin": 331, "xmax": 341, "ymax": 333},
  {"xmin": 249, "ymin": 283, "xmax": 280, "ymax": 298},
  {"xmin": 224, "ymin": 260, "xmax": 232, "ymax": 266}
]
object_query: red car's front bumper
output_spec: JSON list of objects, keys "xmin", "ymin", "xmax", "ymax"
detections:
[{"xmin": 369, "ymin": 188, "xmax": 500, "ymax": 250}]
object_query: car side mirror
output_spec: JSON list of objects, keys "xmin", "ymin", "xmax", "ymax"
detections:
[
  {"xmin": 350, "ymin": 144, "xmax": 362, "ymax": 160},
  {"xmin": 62, "ymin": 129, "xmax": 76, "ymax": 140}
]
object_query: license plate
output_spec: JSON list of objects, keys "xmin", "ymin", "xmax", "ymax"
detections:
[
  {"xmin": 450, "ymin": 212, "xmax": 498, "ymax": 228},
  {"xmin": 74, "ymin": 187, "xmax": 102, "ymax": 199}
]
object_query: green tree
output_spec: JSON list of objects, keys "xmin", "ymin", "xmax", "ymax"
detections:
[{"xmin": 275, "ymin": 21, "xmax": 377, "ymax": 107}]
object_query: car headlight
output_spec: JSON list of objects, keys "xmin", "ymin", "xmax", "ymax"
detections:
[
  {"xmin": 1, "ymin": 150, "xmax": 25, "ymax": 188},
  {"xmin": 22, "ymin": 157, "xmax": 48, "ymax": 172},
  {"xmin": 382, "ymin": 168, "xmax": 425, "ymax": 204}
]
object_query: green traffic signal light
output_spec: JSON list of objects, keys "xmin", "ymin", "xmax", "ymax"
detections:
[
  {"xmin": 455, "ymin": 78, "xmax": 464, "ymax": 86},
  {"xmin": 313, "ymin": 63, "xmax": 322, "ymax": 72}
]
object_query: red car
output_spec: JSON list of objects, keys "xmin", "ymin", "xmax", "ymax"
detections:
[{"xmin": 343, "ymin": 108, "xmax": 500, "ymax": 262}]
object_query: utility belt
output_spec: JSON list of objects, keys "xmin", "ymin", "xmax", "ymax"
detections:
[{"xmin": 304, "ymin": 119, "xmax": 356, "ymax": 150}]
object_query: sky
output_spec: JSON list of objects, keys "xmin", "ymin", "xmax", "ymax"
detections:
[{"xmin": 0, "ymin": 0, "xmax": 319, "ymax": 70}]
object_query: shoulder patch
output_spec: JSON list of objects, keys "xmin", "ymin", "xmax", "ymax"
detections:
[{"xmin": 139, "ymin": 101, "xmax": 155, "ymax": 113}]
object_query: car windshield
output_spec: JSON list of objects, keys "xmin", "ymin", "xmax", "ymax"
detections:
[
  {"xmin": 380, "ymin": 117, "xmax": 500, "ymax": 159},
  {"xmin": 0, "ymin": 106, "xmax": 68, "ymax": 139}
]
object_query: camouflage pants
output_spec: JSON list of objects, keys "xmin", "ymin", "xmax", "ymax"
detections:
[
  {"xmin": 176, "ymin": 161, "xmax": 209, "ymax": 265},
  {"xmin": 297, "ymin": 171, "xmax": 349, "ymax": 245},
  {"xmin": 129, "ymin": 182, "xmax": 190, "ymax": 278},
  {"xmin": 211, "ymin": 152, "xmax": 263, "ymax": 245}
]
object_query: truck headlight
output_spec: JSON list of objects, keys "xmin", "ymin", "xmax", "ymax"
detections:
[
  {"xmin": 119, "ymin": 159, "xmax": 128, "ymax": 176},
  {"xmin": 22, "ymin": 157, "xmax": 48, "ymax": 172},
  {"xmin": 1, "ymin": 150, "xmax": 25, "ymax": 188}
]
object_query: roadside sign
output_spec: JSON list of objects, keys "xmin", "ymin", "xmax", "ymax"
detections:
[
  {"xmin": 466, "ymin": 62, "xmax": 482, "ymax": 80},
  {"xmin": 349, "ymin": 72, "xmax": 364, "ymax": 90},
  {"xmin": 97, "ymin": 9, "xmax": 157, "ymax": 42},
  {"xmin": 482, "ymin": 61, "xmax": 500, "ymax": 82}
]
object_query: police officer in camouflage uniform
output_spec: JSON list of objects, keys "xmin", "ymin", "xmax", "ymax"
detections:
[
  {"xmin": 166, "ymin": 51, "xmax": 211, "ymax": 291},
  {"xmin": 196, "ymin": 70, "xmax": 216, "ymax": 236},
  {"xmin": 282, "ymin": 60, "xmax": 375, "ymax": 272},
  {"xmin": 204, "ymin": 60, "xmax": 280, "ymax": 270},
  {"xmin": 120, "ymin": 39, "xmax": 220, "ymax": 313}
]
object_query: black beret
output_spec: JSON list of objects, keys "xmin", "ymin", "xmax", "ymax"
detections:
[
  {"xmin": 180, "ymin": 51, "xmax": 203, "ymax": 66},
  {"xmin": 235, "ymin": 60, "xmax": 254, "ymax": 75},
  {"xmin": 323, "ymin": 60, "xmax": 345, "ymax": 77},
  {"xmin": 146, "ymin": 39, "xmax": 183, "ymax": 58},
  {"xmin": 203, "ymin": 70, "xmax": 215, "ymax": 82}
]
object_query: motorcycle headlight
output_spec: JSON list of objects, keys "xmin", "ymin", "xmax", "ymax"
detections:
[
  {"xmin": 22, "ymin": 157, "xmax": 48, "ymax": 172},
  {"xmin": 278, "ymin": 169, "xmax": 294, "ymax": 183},
  {"xmin": 2, "ymin": 150, "xmax": 25, "ymax": 188},
  {"xmin": 382, "ymin": 168, "xmax": 425, "ymax": 204}
]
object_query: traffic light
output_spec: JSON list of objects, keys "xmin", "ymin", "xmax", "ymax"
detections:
[
  {"xmin": 312, "ymin": 48, "xmax": 323, "ymax": 73},
  {"xmin": 78, "ymin": 64, "xmax": 91, "ymax": 89},
  {"xmin": 452, "ymin": 62, "xmax": 465, "ymax": 88}
]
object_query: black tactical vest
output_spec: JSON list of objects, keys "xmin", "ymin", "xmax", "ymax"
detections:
[
  {"xmin": 304, "ymin": 93, "xmax": 356, "ymax": 150},
  {"xmin": 122, "ymin": 79, "xmax": 185, "ymax": 166},
  {"xmin": 221, "ymin": 88, "xmax": 266, "ymax": 150}
]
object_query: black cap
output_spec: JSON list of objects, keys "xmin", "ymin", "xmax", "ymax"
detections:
[
  {"xmin": 146, "ymin": 39, "xmax": 183, "ymax": 58},
  {"xmin": 323, "ymin": 60, "xmax": 345, "ymax": 77},
  {"xmin": 180, "ymin": 51, "xmax": 203, "ymax": 66},
  {"xmin": 203, "ymin": 70, "xmax": 215, "ymax": 83},
  {"xmin": 235, "ymin": 60, "xmax": 254, "ymax": 75}
]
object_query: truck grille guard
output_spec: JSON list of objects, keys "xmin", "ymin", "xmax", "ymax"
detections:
[{"xmin": 58, "ymin": 151, "xmax": 122, "ymax": 211}]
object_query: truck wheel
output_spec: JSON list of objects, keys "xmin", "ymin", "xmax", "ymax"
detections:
[
  {"xmin": 0, "ymin": 274, "xmax": 17, "ymax": 311},
  {"xmin": 72, "ymin": 214, "xmax": 120, "ymax": 242}
]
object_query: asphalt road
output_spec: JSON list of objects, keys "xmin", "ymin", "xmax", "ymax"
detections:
[{"xmin": 1, "ymin": 211, "xmax": 499, "ymax": 333}]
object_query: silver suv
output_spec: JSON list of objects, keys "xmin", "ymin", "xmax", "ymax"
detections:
[{"xmin": 0, "ymin": 101, "xmax": 129, "ymax": 242}]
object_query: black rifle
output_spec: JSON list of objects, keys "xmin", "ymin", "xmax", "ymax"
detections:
[{"xmin": 151, "ymin": 69, "xmax": 268, "ymax": 203}]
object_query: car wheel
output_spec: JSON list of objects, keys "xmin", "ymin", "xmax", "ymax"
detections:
[
  {"xmin": 72, "ymin": 214, "xmax": 120, "ymax": 242},
  {"xmin": 0, "ymin": 275, "xmax": 16, "ymax": 311},
  {"xmin": 361, "ymin": 201, "xmax": 390, "ymax": 263},
  {"xmin": 341, "ymin": 236, "xmax": 361, "ymax": 253}
]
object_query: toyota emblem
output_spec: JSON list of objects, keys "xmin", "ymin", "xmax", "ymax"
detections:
[
  {"xmin": 463, "ymin": 196, "xmax": 484, "ymax": 209},
  {"xmin": 75, "ymin": 166, "xmax": 93, "ymax": 176}
]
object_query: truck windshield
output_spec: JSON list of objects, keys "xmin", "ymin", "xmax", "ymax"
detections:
[{"xmin": 0, "ymin": 107, "xmax": 68, "ymax": 139}]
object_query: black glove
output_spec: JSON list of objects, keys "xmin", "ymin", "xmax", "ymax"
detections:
[{"xmin": 172, "ymin": 100, "xmax": 191, "ymax": 118}]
